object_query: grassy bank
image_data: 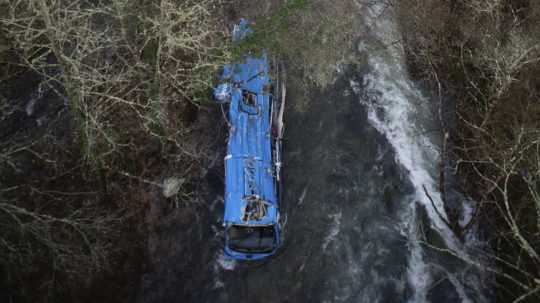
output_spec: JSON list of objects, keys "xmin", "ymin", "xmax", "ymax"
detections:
[{"xmin": 396, "ymin": 0, "xmax": 540, "ymax": 301}]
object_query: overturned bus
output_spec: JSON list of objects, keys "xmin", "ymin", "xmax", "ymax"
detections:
[{"xmin": 213, "ymin": 19, "xmax": 285, "ymax": 260}]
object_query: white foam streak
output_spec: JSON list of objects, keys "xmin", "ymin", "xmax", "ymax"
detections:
[
  {"xmin": 356, "ymin": 1, "xmax": 471, "ymax": 301},
  {"xmin": 215, "ymin": 252, "xmax": 236, "ymax": 271},
  {"xmin": 358, "ymin": 59, "xmax": 456, "ymax": 241},
  {"xmin": 322, "ymin": 211, "xmax": 343, "ymax": 252},
  {"xmin": 406, "ymin": 209, "xmax": 430, "ymax": 302}
]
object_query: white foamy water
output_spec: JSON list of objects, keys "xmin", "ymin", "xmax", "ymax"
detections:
[
  {"xmin": 211, "ymin": 251, "xmax": 236, "ymax": 289},
  {"xmin": 354, "ymin": 1, "xmax": 475, "ymax": 301},
  {"xmin": 352, "ymin": 54, "xmax": 460, "ymax": 243},
  {"xmin": 214, "ymin": 249, "xmax": 236, "ymax": 271},
  {"xmin": 353, "ymin": 50, "xmax": 434, "ymax": 303}
]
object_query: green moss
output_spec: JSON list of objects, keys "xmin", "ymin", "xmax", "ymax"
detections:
[
  {"xmin": 231, "ymin": 0, "xmax": 361, "ymax": 88},
  {"xmin": 231, "ymin": 0, "xmax": 310, "ymax": 59}
]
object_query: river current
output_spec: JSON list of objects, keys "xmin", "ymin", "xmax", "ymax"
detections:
[{"xmin": 140, "ymin": 2, "xmax": 492, "ymax": 302}]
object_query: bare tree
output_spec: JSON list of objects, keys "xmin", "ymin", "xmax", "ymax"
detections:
[
  {"xmin": 1, "ymin": 0, "xmax": 229, "ymax": 162},
  {"xmin": 396, "ymin": 0, "xmax": 540, "ymax": 301},
  {"xmin": 0, "ymin": 0, "xmax": 230, "ymax": 299}
]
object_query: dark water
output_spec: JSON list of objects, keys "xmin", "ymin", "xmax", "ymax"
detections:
[
  {"xmin": 205, "ymin": 68, "xmax": 415, "ymax": 303},
  {"xmin": 139, "ymin": 3, "xmax": 493, "ymax": 302},
  {"xmin": 139, "ymin": 63, "xmax": 487, "ymax": 303},
  {"xmin": 139, "ymin": 61, "xmax": 489, "ymax": 302}
]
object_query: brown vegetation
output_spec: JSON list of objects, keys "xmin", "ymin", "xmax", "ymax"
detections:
[
  {"xmin": 0, "ymin": 0, "xmax": 229, "ymax": 301},
  {"xmin": 231, "ymin": 0, "xmax": 361, "ymax": 89},
  {"xmin": 396, "ymin": 0, "xmax": 540, "ymax": 301}
]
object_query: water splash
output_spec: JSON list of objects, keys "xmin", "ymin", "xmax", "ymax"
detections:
[
  {"xmin": 215, "ymin": 252, "xmax": 236, "ymax": 271},
  {"xmin": 211, "ymin": 251, "xmax": 236, "ymax": 290}
]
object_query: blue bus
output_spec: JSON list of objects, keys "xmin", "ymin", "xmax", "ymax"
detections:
[{"xmin": 213, "ymin": 19, "xmax": 285, "ymax": 260}]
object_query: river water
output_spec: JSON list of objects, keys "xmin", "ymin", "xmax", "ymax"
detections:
[{"xmin": 140, "ymin": 2, "xmax": 493, "ymax": 303}]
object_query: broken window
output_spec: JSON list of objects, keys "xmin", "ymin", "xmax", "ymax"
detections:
[
  {"xmin": 227, "ymin": 225, "xmax": 276, "ymax": 253},
  {"xmin": 239, "ymin": 89, "xmax": 259, "ymax": 115}
]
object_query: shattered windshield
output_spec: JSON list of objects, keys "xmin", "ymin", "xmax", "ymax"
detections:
[{"xmin": 227, "ymin": 225, "xmax": 275, "ymax": 253}]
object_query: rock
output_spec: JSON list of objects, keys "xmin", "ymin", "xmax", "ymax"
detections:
[{"xmin": 162, "ymin": 177, "xmax": 184, "ymax": 198}]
